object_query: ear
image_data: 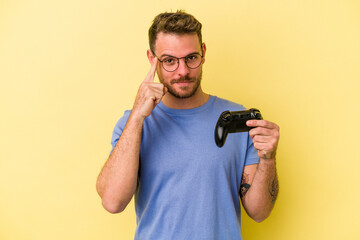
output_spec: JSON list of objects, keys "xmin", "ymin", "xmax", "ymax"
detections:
[
  {"xmin": 147, "ymin": 49, "xmax": 155, "ymax": 64},
  {"xmin": 201, "ymin": 43, "xmax": 207, "ymax": 64}
]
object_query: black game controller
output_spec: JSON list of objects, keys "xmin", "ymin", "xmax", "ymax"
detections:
[{"xmin": 214, "ymin": 108, "xmax": 262, "ymax": 147}]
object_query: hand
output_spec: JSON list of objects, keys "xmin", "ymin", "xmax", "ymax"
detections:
[
  {"xmin": 247, "ymin": 120, "xmax": 280, "ymax": 160},
  {"xmin": 132, "ymin": 58, "xmax": 168, "ymax": 120}
]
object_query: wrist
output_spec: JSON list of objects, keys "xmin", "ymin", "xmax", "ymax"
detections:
[
  {"xmin": 129, "ymin": 110, "xmax": 147, "ymax": 124},
  {"xmin": 259, "ymin": 157, "xmax": 276, "ymax": 165},
  {"xmin": 257, "ymin": 157, "xmax": 277, "ymax": 174},
  {"xmin": 259, "ymin": 155, "xmax": 276, "ymax": 161},
  {"xmin": 258, "ymin": 150, "xmax": 277, "ymax": 161}
]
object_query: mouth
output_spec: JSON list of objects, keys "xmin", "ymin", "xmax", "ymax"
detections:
[
  {"xmin": 171, "ymin": 77, "xmax": 194, "ymax": 84},
  {"xmin": 172, "ymin": 81, "xmax": 193, "ymax": 87}
]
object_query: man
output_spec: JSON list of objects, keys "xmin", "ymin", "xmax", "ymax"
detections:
[{"xmin": 96, "ymin": 10, "xmax": 279, "ymax": 240}]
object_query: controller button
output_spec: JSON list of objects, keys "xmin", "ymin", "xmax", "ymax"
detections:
[{"xmin": 221, "ymin": 112, "xmax": 232, "ymax": 122}]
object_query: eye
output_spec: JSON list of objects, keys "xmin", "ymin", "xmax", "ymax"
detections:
[
  {"xmin": 186, "ymin": 54, "xmax": 199, "ymax": 62},
  {"xmin": 162, "ymin": 57, "xmax": 177, "ymax": 65}
]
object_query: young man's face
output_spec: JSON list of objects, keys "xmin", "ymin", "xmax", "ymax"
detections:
[{"xmin": 153, "ymin": 32, "xmax": 206, "ymax": 99}]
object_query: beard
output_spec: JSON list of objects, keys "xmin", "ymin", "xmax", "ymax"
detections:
[{"xmin": 159, "ymin": 69, "xmax": 203, "ymax": 99}]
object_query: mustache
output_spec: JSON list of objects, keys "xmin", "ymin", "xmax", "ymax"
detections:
[{"xmin": 171, "ymin": 76, "xmax": 194, "ymax": 84}]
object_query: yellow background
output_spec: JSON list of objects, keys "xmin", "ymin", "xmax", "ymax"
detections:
[{"xmin": 1, "ymin": 0, "xmax": 359, "ymax": 239}]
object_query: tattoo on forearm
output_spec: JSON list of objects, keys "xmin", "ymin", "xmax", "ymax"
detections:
[
  {"xmin": 269, "ymin": 172, "xmax": 279, "ymax": 203},
  {"xmin": 240, "ymin": 172, "xmax": 251, "ymax": 198},
  {"xmin": 263, "ymin": 152, "xmax": 276, "ymax": 160}
]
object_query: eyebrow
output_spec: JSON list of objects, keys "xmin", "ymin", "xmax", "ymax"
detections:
[{"xmin": 159, "ymin": 51, "xmax": 201, "ymax": 59}]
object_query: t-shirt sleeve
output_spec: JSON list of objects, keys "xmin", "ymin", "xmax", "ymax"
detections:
[
  {"xmin": 244, "ymin": 133, "xmax": 260, "ymax": 165},
  {"xmin": 109, "ymin": 110, "xmax": 131, "ymax": 155}
]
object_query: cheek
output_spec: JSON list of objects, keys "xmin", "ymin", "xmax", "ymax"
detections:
[
  {"xmin": 194, "ymin": 68, "xmax": 202, "ymax": 78},
  {"xmin": 158, "ymin": 69, "xmax": 174, "ymax": 81}
]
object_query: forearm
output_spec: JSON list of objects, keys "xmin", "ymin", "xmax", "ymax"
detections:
[
  {"xmin": 97, "ymin": 57, "xmax": 165, "ymax": 213},
  {"xmin": 242, "ymin": 158, "xmax": 279, "ymax": 222},
  {"xmin": 96, "ymin": 112, "xmax": 144, "ymax": 213}
]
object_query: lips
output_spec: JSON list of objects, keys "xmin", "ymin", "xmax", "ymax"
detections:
[
  {"xmin": 171, "ymin": 78, "xmax": 194, "ymax": 84},
  {"xmin": 174, "ymin": 82, "xmax": 193, "ymax": 87}
]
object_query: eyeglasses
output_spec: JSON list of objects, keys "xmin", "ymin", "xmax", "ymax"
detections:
[{"xmin": 155, "ymin": 53, "xmax": 203, "ymax": 72}]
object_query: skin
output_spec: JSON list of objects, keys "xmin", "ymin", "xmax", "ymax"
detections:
[
  {"xmin": 149, "ymin": 32, "xmax": 209, "ymax": 109},
  {"xmin": 241, "ymin": 120, "xmax": 280, "ymax": 222},
  {"xmin": 96, "ymin": 32, "xmax": 280, "ymax": 222}
]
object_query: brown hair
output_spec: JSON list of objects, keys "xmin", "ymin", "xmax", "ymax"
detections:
[{"xmin": 148, "ymin": 10, "xmax": 203, "ymax": 54}]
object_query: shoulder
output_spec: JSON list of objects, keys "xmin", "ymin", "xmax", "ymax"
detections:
[
  {"xmin": 113, "ymin": 110, "xmax": 132, "ymax": 133},
  {"xmin": 211, "ymin": 95, "xmax": 247, "ymax": 112}
]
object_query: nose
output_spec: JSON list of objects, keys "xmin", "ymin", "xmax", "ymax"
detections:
[{"xmin": 176, "ymin": 58, "xmax": 190, "ymax": 77}]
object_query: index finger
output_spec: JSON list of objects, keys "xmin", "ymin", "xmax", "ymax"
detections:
[
  {"xmin": 144, "ymin": 57, "xmax": 158, "ymax": 82},
  {"xmin": 246, "ymin": 119, "xmax": 279, "ymax": 130}
]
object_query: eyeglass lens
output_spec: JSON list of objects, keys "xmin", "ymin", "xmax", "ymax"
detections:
[{"xmin": 161, "ymin": 54, "xmax": 202, "ymax": 72}]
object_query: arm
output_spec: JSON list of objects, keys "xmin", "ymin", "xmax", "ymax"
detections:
[
  {"xmin": 96, "ymin": 112, "xmax": 143, "ymax": 213},
  {"xmin": 96, "ymin": 57, "xmax": 167, "ymax": 213},
  {"xmin": 240, "ymin": 120, "xmax": 280, "ymax": 222}
]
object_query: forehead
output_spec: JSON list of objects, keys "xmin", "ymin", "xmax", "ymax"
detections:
[{"xmin": 154, "ymin": 32, "xmax": 201, "ymax": 57}]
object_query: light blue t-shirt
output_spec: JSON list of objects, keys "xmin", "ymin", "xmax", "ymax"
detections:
[{"xmin": 110, "ymin": 95, "xmax": 259, "ymax": 240}]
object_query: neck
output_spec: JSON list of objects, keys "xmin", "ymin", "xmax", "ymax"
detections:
[{"xmin": 161, "ymin": 87, "xmax": 210, "ymax": 109}]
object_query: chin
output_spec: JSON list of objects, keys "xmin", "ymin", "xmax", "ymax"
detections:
[{"xmin": 168, "ymin": 84, "xmax": 200, "ymax": 99}]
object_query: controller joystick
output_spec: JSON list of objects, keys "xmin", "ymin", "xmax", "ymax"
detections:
[{"xmin": 214, "ymin": 108, "xmax": 262, "ymax": 147}]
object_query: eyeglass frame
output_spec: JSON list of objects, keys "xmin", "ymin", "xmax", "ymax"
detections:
[{"xmin": 151, "ymin": 48, "xmax": 204, "ymax": 72}]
